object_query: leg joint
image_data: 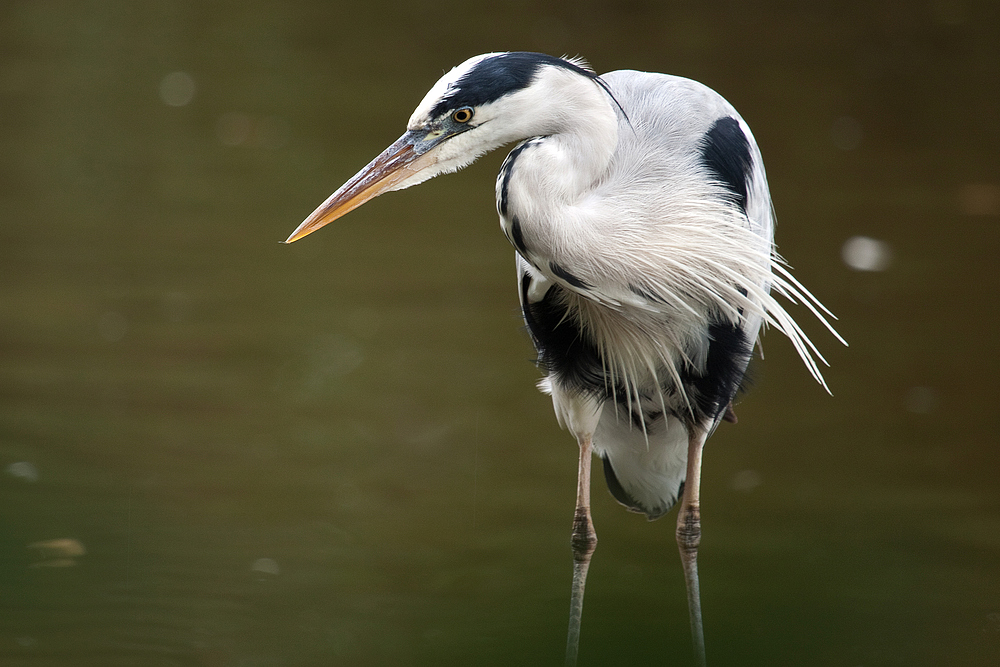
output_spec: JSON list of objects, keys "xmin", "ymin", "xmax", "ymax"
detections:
[
  {"xmin": 571, "ymin": 506, "xmax": 597, "ymax": 560},
  {"xmin": 676, "ymin": 503, "xmax": 701, "ymax": 552}
]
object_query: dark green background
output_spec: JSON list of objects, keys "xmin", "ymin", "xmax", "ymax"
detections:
[{"xmin": 2, "ymin": 1, "xmax": 998, "ymax": 665}]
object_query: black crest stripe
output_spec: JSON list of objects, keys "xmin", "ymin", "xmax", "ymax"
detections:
[
  {"xmin": 431, "ymin": 52, "xmax": 627, "ymax": 121},
  {"xmin": 432, "ymin": 53, "xmax": 597, "ymax": 118}
]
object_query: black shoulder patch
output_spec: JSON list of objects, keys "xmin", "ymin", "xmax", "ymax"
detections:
[
  {"xmin": 431, "ymin": 52, "xmax": 600, "ymax": 118},
  {"xmin": 699, "ymin": 117, "xmax": 752, "ymax": 214}
]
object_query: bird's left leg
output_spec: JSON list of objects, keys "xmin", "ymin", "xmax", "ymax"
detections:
[{"xmin": 677, "ymin": 425, "xmax": 709, "ymax": 667}]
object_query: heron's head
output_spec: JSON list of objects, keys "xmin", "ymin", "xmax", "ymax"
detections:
[{"xmin": 284, "ymin": 52, "xmax": 609, "ymax": 243}]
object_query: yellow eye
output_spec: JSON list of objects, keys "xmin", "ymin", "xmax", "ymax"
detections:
[{"xmin": 452, "ymin": 107, "xmax": 474, "ymax": 123}]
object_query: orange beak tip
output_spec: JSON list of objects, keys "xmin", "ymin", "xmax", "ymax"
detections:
[{"xmin": 283, "ymin": 131, "xmax": 431, "ymax": 246}]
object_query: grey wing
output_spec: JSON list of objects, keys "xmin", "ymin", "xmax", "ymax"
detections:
[{"xmin": 524, "ymin": 71, "xmax": 778, "ymax": 330}]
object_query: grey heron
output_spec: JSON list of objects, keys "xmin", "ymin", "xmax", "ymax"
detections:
[{"xmin": 285, "ymin": 52, "xmax": 842, "ymax": 666}]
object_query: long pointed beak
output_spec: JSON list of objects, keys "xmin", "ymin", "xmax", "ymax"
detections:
[{"xmin": 284, "ymin": 130, "xmax": 438, "ymax": 243}]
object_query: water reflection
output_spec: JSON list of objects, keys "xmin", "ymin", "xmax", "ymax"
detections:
[{"xmin": 1, "ymin": 2, "xmax": 999, "ymax": 666}]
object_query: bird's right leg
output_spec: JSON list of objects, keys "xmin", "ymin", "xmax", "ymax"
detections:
[
  {"xmin": 565, "ymin": 432, "xmax": 596, "ymax": 667},
  {"xmin": 677, "ymin": 426, "xmax": 709, "ymax": 667},
  {"xmin": 544, "ymin": 383, "xmax": 603, "ymax": 667}
]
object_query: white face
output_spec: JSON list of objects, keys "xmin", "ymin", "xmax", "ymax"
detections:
[{"xmin": 396, "ymin": 54, "xmax": 605, "ymax": 187}]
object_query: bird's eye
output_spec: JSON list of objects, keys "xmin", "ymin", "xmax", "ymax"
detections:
[{"xmin": 452, "ymin": 107, "xmax": 474, "ymax": 124}]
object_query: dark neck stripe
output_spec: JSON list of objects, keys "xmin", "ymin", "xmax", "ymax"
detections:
[{"xmin": 497, "ymin": 138, "xmax": 537, "ymax": 217}]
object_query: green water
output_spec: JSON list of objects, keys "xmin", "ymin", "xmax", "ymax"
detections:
[{"xmin": 2, "ymin": 2, "xmax": 998, "ymax": 665}]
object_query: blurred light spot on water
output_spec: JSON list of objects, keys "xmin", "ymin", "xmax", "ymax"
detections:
[
  {"xmin": 252, "ymin": 557, "xmax": 280, "ymax": 576},
  {"xmin": 6, "ymin": 461, "xmax": 39, "ymax": 482},
  {"xmin": 904, "ymin": 386, "xmax": 938, "ymax": 414},
  {"xmin": 98, "ymin": 310, "xmax": 128, "ymax": 342},
  {"xmin": 731, "ymin": 469, "xmax": 762, "ymax": 492},
  {"xmin": 29, "ymin": 538, "xmax": 86, "ymax": 567},
  {"xmin": 957, "ymin": 183, "xmax": 1000, "ymax": 216},
  {"xmin": 15, "ymin": 637, "xmax": 36, "ymax": 649},
  {"xmin": 217, "ymin": 112, "xmax": 289, "ymax": 149},
  {"xmin": 831, "ymin": 116, "xmax": 862, "ymax": 150},
  {"xmin": 841, "ymin": 236, "xmax": 892, "ymax": 271},
  {"xmin": 159, "ymin": 71, "xmax": 195, "ymax": 107}
]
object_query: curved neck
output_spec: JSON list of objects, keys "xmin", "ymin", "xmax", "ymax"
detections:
[{"xmin": 502, "ymin": 70, "xmax": 620, "ymax": 207}]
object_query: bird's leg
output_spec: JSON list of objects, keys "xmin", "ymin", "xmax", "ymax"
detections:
[
  {"xmin": 677, "ymin": 427, "xmax": 709, "ymax": 667},
  {"xmin": 565, "ymin": 433, "xmax": 596, "ymax": 667}
]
